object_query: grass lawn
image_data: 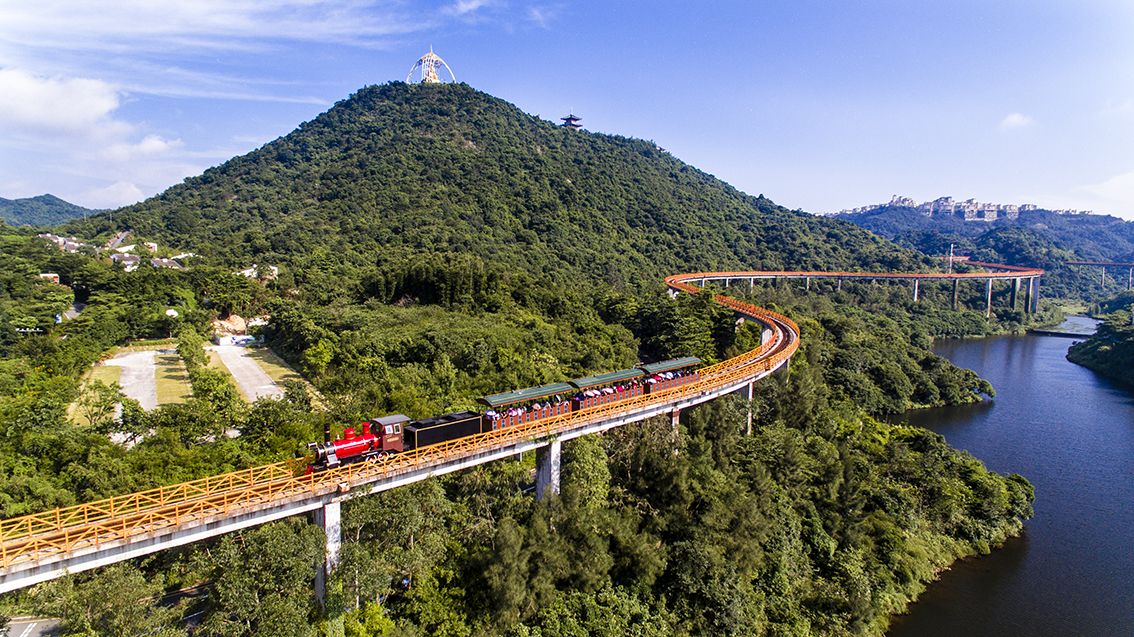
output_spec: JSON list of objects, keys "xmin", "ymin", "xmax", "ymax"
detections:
[
  {"xmin": 154, "ymin": 352, "xmax": 192, "ymax": 404},
  {"xmin": 247, "ymin": 347, "xmax": 326, "ymax": 408},
  {"xmin": 204, "ymin": 349, "xmax": 250, "ymax": 399},
  {"xmin": 89, "ymin": 363, "xmax": 123, "ymax": 386},
  {"xmin": 114, "ymin": 338, "xmax": 179, "ymax": 353},
  {"xmin": 247, "ymin": 347, "xmax": 303, "ymax": 385},
  {"xmin": 68, "ymin": 362, "xmax": 124, "ymax": 423},
  {"xmin": 206, "ymin": 349, "xmax": 225, "ymax": 370}
]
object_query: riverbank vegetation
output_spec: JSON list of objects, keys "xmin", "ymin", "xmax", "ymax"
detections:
[{"xmin": 1067, "ymin": 291, "xmax": 1134, "ymax": 387}]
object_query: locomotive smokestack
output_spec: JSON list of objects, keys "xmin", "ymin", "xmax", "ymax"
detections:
[{"xmin": 324, "ymin": 422, "xmax": 331, "ymax": 445}]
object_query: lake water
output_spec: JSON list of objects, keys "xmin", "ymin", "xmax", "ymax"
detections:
[{"xmin": 887, "ymin": 319, "xmax": 1134, "ymax": 637}]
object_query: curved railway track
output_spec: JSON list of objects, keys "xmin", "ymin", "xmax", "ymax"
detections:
[{"xmin": 0, "ymin": 263, "xmax": 1040, "ymax": 591}]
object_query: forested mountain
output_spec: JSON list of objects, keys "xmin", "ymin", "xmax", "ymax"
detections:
[
  {"xmin": 1, "ymin": 84, "xmax": 1037, "ymax": 635},
  {"xmin": 84, "ymin": 82, "xmax": 925, "ymax": 293},
  {"xmin": 833, "ymin": 205, "xmax": 1134, "ymax": 300},
  {"xmin": 0, "ymin": 194, "xmax": 95, "ymax": 226}
]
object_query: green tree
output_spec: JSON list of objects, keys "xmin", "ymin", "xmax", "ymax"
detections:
[
  {"xmin": 39, "ymin": 564, "xmax": 184, "ymax": 637},
  {"xmin": 74, "ymin": 379, "xmax": 123, "ymax": 430},
  {"xmin": 198, "ymin": 519, "xmax": 323, "ymax": 637}
]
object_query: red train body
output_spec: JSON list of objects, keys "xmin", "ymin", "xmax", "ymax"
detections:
[
  {"xmin": 306, "ymin": 358, "xmax": 704, "ymax": 473},
  {"xmin": 306, "ymin": 415, "xmax": 408, "ymax": 472}
]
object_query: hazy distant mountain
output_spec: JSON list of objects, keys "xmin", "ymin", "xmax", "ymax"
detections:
[
  {"xmin": 834, "ymin": 204, "xmax": 1134, "ymax": 263},
  {"xmin": 834, "ymin": 203, "xmax": 1134, "ymax": 299},
  {"xmin": 0, "ymin": 194, "xmax": 97, "ymax": 226}
]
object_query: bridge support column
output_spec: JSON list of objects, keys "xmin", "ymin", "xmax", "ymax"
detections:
[
  {"xmin": 1031, "ymin": 278, "xmax": 1041, "ymax": 313},
  {"xmin": 1011, "ymin": 278, "xmax": 1020, "ymax": 310},
  {"xmin": 745, "ymin": 381, "xmax": 755, "ymax": 436},
  {"xmin": 805, "ymin": 277, "xmax": 811, "ymax": 291},
  {"xmin": 836, "ymin": 279, "xmax": 842, "ymax": 292},
  {"xmin": 314, "ymin": 499, "xmax": 342, "ymax": 608},
  {"xmin": 1128, "ymin": 268, "xmax": 1132, "ymax": 290},
  {"xmin": 912, "ymin": 280, "xmax": 919, "ymax": 303},
  {"xmin": 671, "ymin": 409, "xmax": 681, "ymax": 430},
  {"xmin": 749, "ymin": 278, "xmax": 754, "ymax": 290},
  {"xmin": 985, "ymin": 278, "xmax": 994, "ymax": 318},
  {"xmin": 952, "ymin": 279, "xmax": 959, "ymax": 310},
  {"xmin": 536, "ymin": 440, "xmax": 561, "ymax": 500}
]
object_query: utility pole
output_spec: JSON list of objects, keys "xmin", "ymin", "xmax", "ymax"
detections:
[{"xmin": 947, "ymin": 243, "xmax": 955, "ymax": 274}]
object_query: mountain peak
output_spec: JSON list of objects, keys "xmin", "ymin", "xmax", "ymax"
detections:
[{"xmin": 88, "ymin": 82, "xmax": 922, "ymax": 290}]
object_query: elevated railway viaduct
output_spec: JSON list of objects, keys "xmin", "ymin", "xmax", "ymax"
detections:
[{"xmin": 0, "ymin": 263, "xmax": 1042, "ymax": 598}]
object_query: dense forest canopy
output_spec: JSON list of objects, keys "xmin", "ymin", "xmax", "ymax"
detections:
[
  {"xmin": 74, "ymin": 82, "xmax": 929, "ymax": 294},
  {"xmin": 0, "ymin": 84, "xmax": 1043, "ymax": 635}
]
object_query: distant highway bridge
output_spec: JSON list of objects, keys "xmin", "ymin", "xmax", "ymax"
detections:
[
  {"xmin": 690, "ymin": 260, "xmax": 1044, "ymax": 316},
  {"xmin": 1066, "ymin": 261, "xmax": 1134, "ymax": 289},
  {"xmin": 0, "ymin": 262, "xmax": 1042, "ymax": 597}
]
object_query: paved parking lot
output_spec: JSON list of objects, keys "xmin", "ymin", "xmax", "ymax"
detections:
[
  {"xmin": 7, "ymin": 617, "xmax": 59, "ymax": 637},
  {"xmin": 103, "ymin": 350, "xmax": 158, "ymax": 410},
  {"xmin": 210, "ymin": 345, "xmax": 284, "ymax": 401}
]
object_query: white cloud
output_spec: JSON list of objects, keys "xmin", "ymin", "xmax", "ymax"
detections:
[
  {"xmin": 0, "ymin": 68, "xmax": 120, "ymax": 134},
  {"xmin": 0, "ymin": 68, "xmax": 203, "ymax": 208},
  {"xmin": 527, "ymin": 6, "xmax": 558, "ymax": 28},
  {"xmin": 102, "ymin": 135, "xmax": 184, "ymax": 162},
  {"xmin": 1081, "ymin": 169, "xmax": 1134, "ymax": 216},
  {"xmin": 999, "ymin": 112, "xmax": 1035, "ymax": 130},
  {"xmin": 83, "ymin": 181, "xmax": 145, "ymax": 209},
  {"xmin": 0, "ymin": 1, "xmax": 533, "ymax": 208},
  {"xmin": 0, "ymin": 1, "xmax": 423, "ymax": 53},
  {"xmin": 446, "ymin": 0, "xmax": 495, "ymax": 16},
  {"xmin": 526, "ymin": 6, "xmax": 553, "ymax": 27}
]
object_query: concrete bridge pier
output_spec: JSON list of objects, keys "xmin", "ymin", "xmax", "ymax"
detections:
[
  {"xmin": 745, "ymin": 381, "xmax": 755, "ymax": 436},
  {"xmin": 535, "ymin": 440, "xmax": 561, "ymax": 500},
  {"xmin": 1128, "ymin": 268, "xmax": 1132, "ymax": 290},
  {"xmin": 805, "ymin": 277, "xmax": 811, "ymax": 291},
  {"xmin": 1030, "ymin": 278, "xmax": 1041, "ymax": 313},
  {"xmin": 1011, "ymin": 278, "xmax": 1020, "ymax": 310},
  {"xmin": 985, "ymin": 278, "xmax": 994, "ymax": 318},
  {"xmin": 912, "ymin": 279, "xmax": 919, "ymax": 303},
  {"xmin": 836, "ymin": 279, "xmax": 842, "ymax": 292},
  {"xmin": 314, "ymin": 499, "xmax": 342, "ymax": 608},
  {"xmin": 952, "ymin": 279, "xmax": 959, "ymax": 310}
]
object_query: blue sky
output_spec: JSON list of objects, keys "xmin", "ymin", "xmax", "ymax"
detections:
[{"xmin": 2, "ymin": 1, "xmax": 1133, "ymax": 219}]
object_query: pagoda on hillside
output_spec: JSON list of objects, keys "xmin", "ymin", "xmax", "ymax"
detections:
[{"xmin": 560, "ymin": 114, "xmax": 582, "ymax": 129}]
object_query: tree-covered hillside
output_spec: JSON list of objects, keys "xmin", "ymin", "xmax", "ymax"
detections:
[
  {"xmin": 0, "ymin": 84, "xmax": 1040, "ymax": 635},
  {"xmin": 1067, "ymin": 291, "xmax": 1134, "ymax": 387},
  {"xmin": 833, "ymin": 205, "xmax": 1134, "ymax": 300},
  {"xmin": 83, "ymin": 82, "xmax": 925, "ymax": 293},
  {"xmin": 0, "ymin": 194, "xmax": 96, "ymax": 226}
]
